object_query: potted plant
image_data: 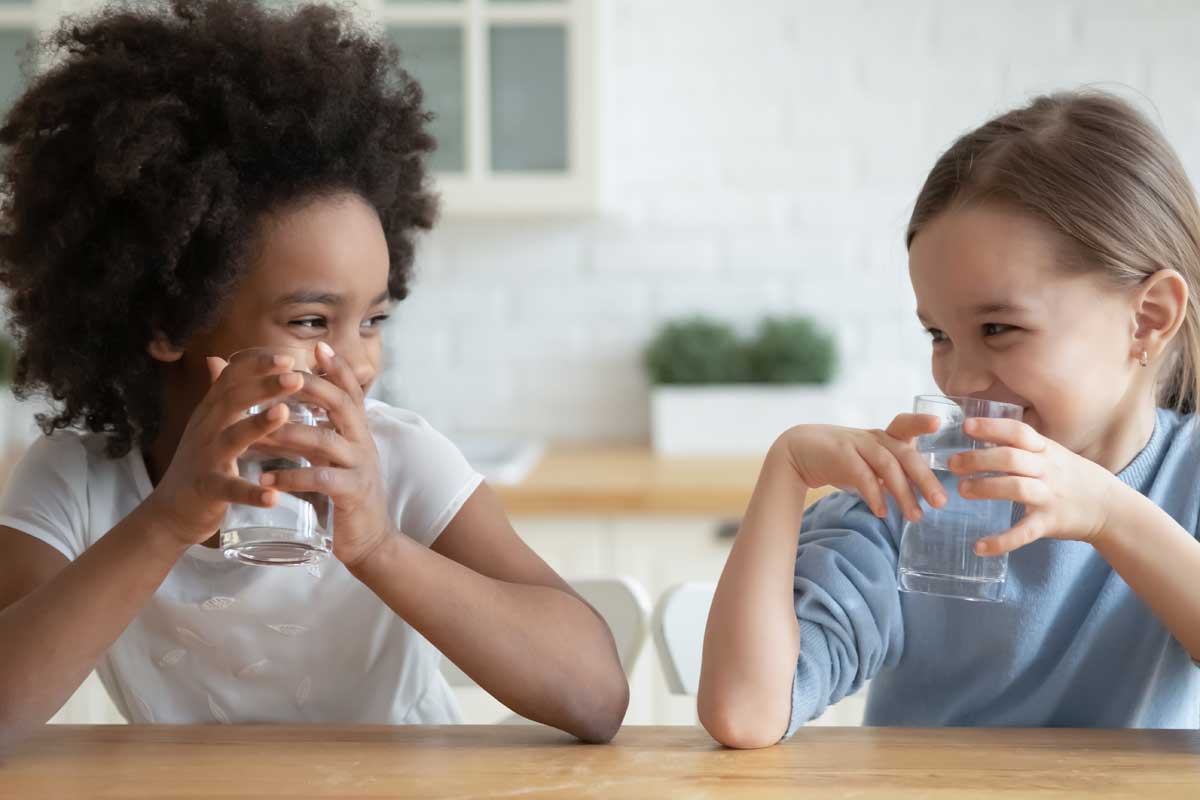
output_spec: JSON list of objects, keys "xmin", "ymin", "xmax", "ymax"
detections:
[{"xmin": 644, "ymin": 315, "xmax": 844, "ymax": 455}]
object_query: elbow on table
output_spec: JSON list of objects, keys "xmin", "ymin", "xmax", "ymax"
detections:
[
  {"xmin": 697, "ymin": 691, "xmax": 786, "ymax": 750},
  {"xmin": 566, "ymin": 670, "xmax": 630, "ymax": 744}
]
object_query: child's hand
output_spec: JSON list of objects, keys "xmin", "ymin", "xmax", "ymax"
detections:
[
  {"xmin": 146, "ymin": 350, "xmax": 302, "ymax": 547},
  {"xmin": 947, "ymin": 417, "xmax": 1120, "ymax": 556},
  {"xmin": 252, "ymin": 343, "xmax": 391, "ymax": 569},
  {"xmin": 779, "ymin": 415, "xmax": 949, "ymax": 521}
]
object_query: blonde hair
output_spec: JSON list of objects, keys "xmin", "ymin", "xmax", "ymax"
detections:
[{"xmin": 908, "ymin": 91, "xmax": 1200, "ymax": 414}]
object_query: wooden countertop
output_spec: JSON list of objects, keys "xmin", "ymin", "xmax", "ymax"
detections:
[
  {"xmin": 494, "ymin": 446, "xmax": 831, "ymax": 516},
  {"xmin": 6, "ymin": 725, "xmax": 1198, "ymax": 798}
]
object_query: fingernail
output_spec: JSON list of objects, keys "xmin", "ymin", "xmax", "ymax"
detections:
[
  {"xmin": 272, "ymin": 354, "xmax": 294, "ymax": 368},
  {"xmin": 280, "ymin": 372, "xmax": 302, "ymax": 388},
  {"xmin": 318, "ymin": 342, "xmax": 335, "ymax": 359},
  {"xmin": 260, "ymin": 490, "xmax": 274, "ymax": 505},
  {"xmin": 260, "ymin": 473, "xmax": 276, "ymax": 487},
  {"xmin": 975, "ymin": 541, "xmax": 989, "ymax": 556}
]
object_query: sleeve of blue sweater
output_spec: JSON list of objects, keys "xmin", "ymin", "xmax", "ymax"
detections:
[{"xmin": 785, "ymin": 491, "xmax": 907, "ymax": 737}]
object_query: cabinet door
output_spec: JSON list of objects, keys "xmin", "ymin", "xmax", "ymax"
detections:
[{"xmin": 383, "ymin": 0, "xmax": 594, "ymax": 215}]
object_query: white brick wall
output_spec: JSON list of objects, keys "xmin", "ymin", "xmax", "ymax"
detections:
[{"xmin": 383, "ymin": 0, "xmax": 1200, "ymax": 443}]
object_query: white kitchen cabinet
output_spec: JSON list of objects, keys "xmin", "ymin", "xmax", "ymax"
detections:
[{"xmin": 381, "ymin": 0, "xmax": 597, "ymax": 217}]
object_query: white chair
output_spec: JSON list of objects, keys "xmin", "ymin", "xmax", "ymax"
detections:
[
  {"xmin": 441, "ymin": 576, "xmax": 652, "ymax": 689},
  {"xmin": 652, "ymin": 581, "xmax": 715, "ymax": 695}
]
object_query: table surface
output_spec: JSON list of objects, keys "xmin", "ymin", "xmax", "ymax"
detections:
[
  {"xmin": 493, "ymin": 446, "xmax": 835, "ymax": 516},
  {"xmin": 5, "ymin": 725, "xmax": 1199, "ymax": 799}
]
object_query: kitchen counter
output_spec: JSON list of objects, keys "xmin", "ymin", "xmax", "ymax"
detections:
[{"xmin": 493, "ymin": 446, "xmax": 834, "ymax": 517}]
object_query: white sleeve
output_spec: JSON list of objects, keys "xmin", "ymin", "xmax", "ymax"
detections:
[
  {"xmin": 367, "ymin": 403, "xmax": 484, "ymax": 547},
  {"xmin": 0, "ymin": 433, "xmax": 90, "ymax": 561}
]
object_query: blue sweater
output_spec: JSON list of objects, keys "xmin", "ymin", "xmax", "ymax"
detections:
[{"xmin": 787, "ymin": 407, "xmax": 1200, "ymax": 734}]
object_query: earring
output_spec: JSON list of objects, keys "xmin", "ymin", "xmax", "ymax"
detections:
[{"xmin": 1139, "ymin": 350, "xmax": 1150, "ymax": 368}]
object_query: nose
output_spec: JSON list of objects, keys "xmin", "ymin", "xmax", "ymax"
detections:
[
  {"xmin": 941, "ymin": 354, "xmax": 994, "ymax": 398},
  {"xmin": 329, "ymin": 337, "xmax": 378, "ymax": 390}
]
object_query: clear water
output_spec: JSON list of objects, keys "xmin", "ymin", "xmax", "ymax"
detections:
[
  {"xmin": 220, "ymin": 399, "xmax": 333, "ymax": 566},
  {"xmin": 898, "ymin": 457, "xmax": 1012, "ymax": 603}
]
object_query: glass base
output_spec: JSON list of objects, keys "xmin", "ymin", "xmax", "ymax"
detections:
[
  {"xmin": 898, "ymin": 568, "xmax": 1005, "ymax": 603},
  {"xmin": 220, "ymin": 527, "xmax": 330, "ymax": 567}
]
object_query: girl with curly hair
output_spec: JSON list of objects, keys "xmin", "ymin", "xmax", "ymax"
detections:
[{"xmin": 0, "ymin": 0, "xmax": 626, "ymax": 745}]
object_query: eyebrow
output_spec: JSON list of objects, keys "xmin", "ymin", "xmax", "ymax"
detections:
[
  {"xmin": 915, "ymin": 302, "xmax": 1029, "ymax": 325},
  {"xmin": 275, "ymin": 289, "xmax": 391, "ymax": 307}
]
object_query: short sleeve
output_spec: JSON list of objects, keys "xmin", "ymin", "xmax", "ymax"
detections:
[
  {"xmin": 0, "ymin": 433, "xmax": 90, "ymax": 561},
  {"xmin": 367, "ymin": 402, "xmax": 484, "ymax": 547},
  {"xmin": 784, "ymin": 491, "xmax": 906, "ymax": 737}
]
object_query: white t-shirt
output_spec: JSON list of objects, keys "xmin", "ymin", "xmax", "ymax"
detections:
[{"xmin": 0, "ymin": 399, "xmax": 483, "ymax": 725}]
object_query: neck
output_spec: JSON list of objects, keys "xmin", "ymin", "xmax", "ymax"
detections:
[{"xmin": 1078, "ymin": 394, "xmax": 1158, "ymax": 475}]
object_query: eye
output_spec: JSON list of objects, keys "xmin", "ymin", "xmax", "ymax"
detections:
[
  {"xmin": 290, "ymin": 317, "xmax": 326, "ymax": 329},
  {"xmin": 982, "ymin": 323, "xmax": 1015, "ymax": 337},
  {"xmin": 925, "ymin": 328, "xmax": 948, "ymax": 344},
  {"xmin": 363, "ymin": 313, "xmax": 391, "ymax": 329}
]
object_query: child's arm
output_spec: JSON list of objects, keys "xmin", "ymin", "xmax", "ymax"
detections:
[
  {"xmin": 698, "ymin": 417, "xmax": 944, "ymax": 749},
  {"xmin": 1092, "ymin": 484, "xmax": 1200, "ymax": 660},
  {"xmin": 0, "ymin": 511, "xmax": 189, "ymax": 747},
  {"xmin": 947, "ymin": 417, "xmax": 1200, "ymax": 660},
  {"xmin": 346, "ymin": 483, "xmax": 629, "ymax": 744},
  {"xmin": 0, "ymin": 352, "xmax": 302, "ymax": 748}
]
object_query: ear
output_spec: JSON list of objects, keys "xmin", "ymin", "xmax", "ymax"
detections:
[
  {"xmin": 147, "ymin": 332, "xmax": 185, "ymax": 363},
  {"xmin": 1132, "ymin": 269, "xmax": 1189, "ymax": 364}
]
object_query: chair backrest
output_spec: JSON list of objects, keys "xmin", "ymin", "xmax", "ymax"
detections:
[
  {"xmin": 441, "ymin": 576, "xmax": 652, "ymax": 688},
  {"xmin": 651, "ymin": 581, "xmax": 715, "ymax": 696}
]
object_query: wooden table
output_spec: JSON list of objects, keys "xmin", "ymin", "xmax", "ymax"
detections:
[
  {"xmin": 5, "ymin": 725, "xmax": 1198, "ymax": 799},
  {"xmin": 494, "ymin": 446, "xmax": 833, "ymax": 517}
]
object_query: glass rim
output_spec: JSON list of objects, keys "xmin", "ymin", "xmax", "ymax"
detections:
[
  {"xmin": 225, "ymin": 345, "xmax": 322, "ymax": 374},
  {"xmin": 913, "ymin": 393, "xmax": 1024, "ymax": 416}
]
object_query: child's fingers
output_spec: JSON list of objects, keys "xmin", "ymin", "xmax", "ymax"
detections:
[
  {"xmin": 874, "ymin": 434, "xmax": 947, "ymax": 509},
  {"xmin": 856, "ymin": 442, "xmax": 921, "ymax": 521},
  {"xmin": 963, "ymin": 417, "xmax": 1045, "ymax": 451},
  {"xmin": 215, "ymin": 402, "xmax": 291, "ymax": 462},
  {"xmin": 839, "ymin": 459, "xmax": 888, "ymax": 518},
  {"xmin": 959, "ymin": 475, "xmax": 1049, "ymax": 505},
  {"xmin": 975, "ymin": 514, "xmax": 1045, "ymax": 556},
  {"xmin": 948, "ymin": 446, "xmax": 1043, "ymax": 478},
  {"xmin": 257, "ymin": 465, "xmax": 358, "ymax": 499},
  {"xmin": 206, "ymin": 356, "xmax": 228, "ymax": 383},
  {"xmin": 197, "ymin": 472, "xmax": 279, "ymax": 508},
  {"xmin": 885, "ymin": 413, "xmax": 940, "ymax": 441},
  {"xmin": 210, "ymin": 372, "xmax": 303, "ymax": 426},
  {"xmin": 256, "ymin": 422, "xmax": 355, "ymax": 467}
]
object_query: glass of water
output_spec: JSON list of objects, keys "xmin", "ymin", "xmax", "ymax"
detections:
[
  {"xmin": 219, "ymin": 346, "xmax": 334, "ymax": 566},
  {"xmin": 897, "ymin": 394, "xmax": 1023, "ymax": 602}
]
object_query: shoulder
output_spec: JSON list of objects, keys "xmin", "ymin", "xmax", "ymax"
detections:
[
  {"xmin": 363, "ymin": 400, "xmax": 483, "ymax": 544},
  {"xmin": 364, "ymin": 399, "xmax": 462, "ymax": 461}
]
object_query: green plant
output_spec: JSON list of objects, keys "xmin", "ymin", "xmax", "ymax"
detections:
[
  {"xmin": 748, "ymin": 316, "xmax": 837, "ymax": 384},
  {"xmin": 643, "ymin": 317, "xmax": 750, "ymax": 384},
  {"xmin": 643, "ymin": 314, "xmax": 837, "ymax": 385}
]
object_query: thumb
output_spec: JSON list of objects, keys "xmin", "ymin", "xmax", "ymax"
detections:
[{"xmin": 206, "ymin": 356, "xmax": 228, "ymax": 384}]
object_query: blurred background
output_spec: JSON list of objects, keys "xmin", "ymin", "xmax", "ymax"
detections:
[{"xmin": 4, "ymin": 0, "xmax": 1198, "ymax": 727}]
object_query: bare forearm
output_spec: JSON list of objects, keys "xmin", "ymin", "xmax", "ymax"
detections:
[
  {"xmin": 698, "ymin": 442, "xmax": 806, "ymax": 748},
  {"xmin": 1094, "ymin": 483, "xmax": 1200, "ymax": 658},
  {"xmin": 0, "ymin": 505, "xmax": 187, "ymax": 739},
  {"xmin": 350, "ymin": 533, "xmax": 627, "ymax": 742}
]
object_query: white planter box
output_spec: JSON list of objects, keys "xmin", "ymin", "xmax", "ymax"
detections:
[{"xmin": 650, "ymin": 384, "xmax": 854, "ymax": 456}]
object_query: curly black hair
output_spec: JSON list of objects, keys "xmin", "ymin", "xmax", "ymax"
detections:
[{"xmin": 0, "ymin": 0, "xmax": 437, "ymax": 457}]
